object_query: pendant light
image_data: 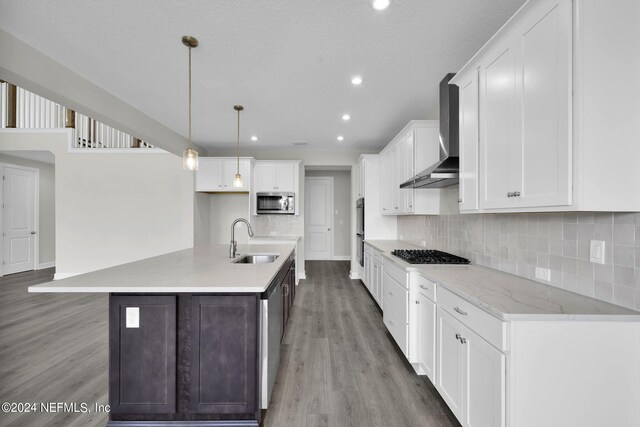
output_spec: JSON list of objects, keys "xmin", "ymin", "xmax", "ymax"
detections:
[
  {"xmin": 182, "ymin": 35, "xmax": 199, "ymax": 170},
  {"xmin": 233, "ymin": 105, "xmax": 244, "ymax": 188}
]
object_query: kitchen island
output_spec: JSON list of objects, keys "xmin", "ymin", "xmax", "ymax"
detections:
[{"xmin": 29, "ymin": 243, "xmax": 297, "ymax": 427}]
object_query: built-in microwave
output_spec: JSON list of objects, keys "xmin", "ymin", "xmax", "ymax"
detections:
[{"xmin": 256, "ymin": 192, "xmax": 295, "ymax": 214}]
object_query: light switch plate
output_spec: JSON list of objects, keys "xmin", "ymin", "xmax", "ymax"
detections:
[
  {"xmin": 126, "ymin": 307, "xmax": 140, "ymax": 328},
  {"xmin": 590, "ymin": 240, "xmax": 606, "ymax": 264}
]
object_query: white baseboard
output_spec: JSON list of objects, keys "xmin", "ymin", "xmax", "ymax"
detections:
[
  {"xmin": 37, "ymin": 262, "xmax": 55, "ymax": 270},
  {"xmin": 349, "ymin": 271, "xmax": 361, "ymax": 280},
  {"xmin": 332, "ymin": 255, "xmax": 351, "ymax": 261},
  {"xmin": 54, "ymin": 272, "xmax": 79, "ymax": 280}
]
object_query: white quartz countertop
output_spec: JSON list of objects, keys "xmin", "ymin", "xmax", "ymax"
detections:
[
  {"xmin": 365, "ymin": 240, "xmax": 640, "ymax": 321},
  {"xmin": 29, "ymin": 243, "xmax": 296, "ymax": 294},
  {"xmin": 250, "ymin": 235, "xmax": 301, "ymax": 242}
]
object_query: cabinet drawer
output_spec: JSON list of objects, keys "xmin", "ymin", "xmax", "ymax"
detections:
[
  {"xmin": 383, "ymin": 272, "xmax": 408, "ymax": 323},
  {"xmin": 371, "ymin": 248, "xmax": 383, "ymax": 263},
  {"xmin": 383, "ymin": 303, "xmax": 409, "ymax": 357},
  {"xmin": 437, "ymin": 287, "xmax": 506, "ymax": 351},
  {"xmin": 383, "ymin": 258, "xmax": 408, "ymax": 289},
  {"xmin": 414, "ymin": 273, "xmax": 436, "ymax": 302}
]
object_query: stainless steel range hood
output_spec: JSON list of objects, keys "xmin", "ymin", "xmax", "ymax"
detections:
[{"xmin": 400, "ymin": 73, "xmax": 459, "ymax": 189}]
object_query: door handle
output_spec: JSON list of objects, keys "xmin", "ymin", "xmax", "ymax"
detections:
[
  {"xmin": 328, "ymin": 228, "xmax": 331, "ymax": 231},
  {"xmin": 30, "ymin": 231, "xmax": 36, "ymax": 235}
]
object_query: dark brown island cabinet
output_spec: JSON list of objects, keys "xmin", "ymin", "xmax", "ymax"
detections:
[{"xmin": 107, "ymin": 252, "xmax": 296, "ymax": 427}]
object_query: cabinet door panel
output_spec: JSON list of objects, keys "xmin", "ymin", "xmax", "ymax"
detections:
[
  {"xmin": 276, "ymin": 163, "xmax": 295, "ymax": 192},
  {"xmin": 459, "ymin": 69, "xmax": 479, "ymax": 211},
  {"xmin": 519, "ymin": 0, "xmax": 572, "ymax": 207},
  {"xmin": 109, "ymin": 296, "xmax": 177, "ymax": 414},
  {"xmin": 480, "ymin": 42, "xmax": 520, "ymax": 209},
  {"xmin": 191, "ymin": 295, "xmax": 258, "ymax": 415},
  {"xmin": 417, "ymin": 292, "xmax": 436, "ymax": 382},
  {"xmin": 195, "ymin": 158, "xmax": 223, "ymax": 192},
  {"xmin": 465, "ymin": 327, "xmax": 506, "ymax": 427},
  {"xmin": 436, "ymin": 307, "xmax": 465, "ymax": 423},
  {"xmin": 254, "ymin": 163, "xmax": 277, "ymax": 192}
]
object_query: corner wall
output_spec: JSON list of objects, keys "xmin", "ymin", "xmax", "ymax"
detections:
[{"xmin": 0, "ymin": 130, "xmax": 194, "ymax": 278}]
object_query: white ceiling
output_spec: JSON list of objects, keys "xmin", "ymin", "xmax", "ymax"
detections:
[{"xmin": 0, "ymin": 0, "xmax": 525, "ymax": 152}]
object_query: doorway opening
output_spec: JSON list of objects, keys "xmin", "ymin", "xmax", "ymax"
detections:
[
  {"xmin": 0, "ymin": 151, "xmax": 55, "ymax": 277},
  {"xmin": 304, "ymin": 167, "xmax": 351, "ymax": 261}
]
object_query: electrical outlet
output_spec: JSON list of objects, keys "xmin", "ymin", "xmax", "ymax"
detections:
[
  {"xmin": 126, "ymin": 307, "xmax": 140, "ymax": 328},
  {"xmin": 590, "ymin": 240, "xmax": 606, "ymax": 264},
  {"xmin": 535, "ymin": 267, "xmax": 551, "ymax": 282}
]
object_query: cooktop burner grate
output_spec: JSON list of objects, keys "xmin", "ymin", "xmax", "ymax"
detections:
[{"xmin": 391, "ymin": 249, "xmax": 470, "ymax": 265}]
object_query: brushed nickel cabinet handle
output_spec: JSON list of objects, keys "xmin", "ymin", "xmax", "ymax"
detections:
[{"xmin": 454, "ymin": 307, "xmax": 467, "ymax": 316}]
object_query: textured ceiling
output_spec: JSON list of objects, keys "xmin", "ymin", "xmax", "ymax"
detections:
[{"xmin": 0, "ymin": 0, "xmax": 525, "ymax": 152}]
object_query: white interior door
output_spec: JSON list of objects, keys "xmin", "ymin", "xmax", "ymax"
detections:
[
  {"xmin": 305, "ymin": 177, "xmax": 333, "ymax": 260},
  {"xmin": 2, "ymin": 165, "xmax": 37, "ymax": 275}
]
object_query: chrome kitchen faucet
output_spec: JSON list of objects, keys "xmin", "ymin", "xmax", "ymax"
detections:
[{"xmin": 230, "ymin": 218, "xmax": 255, "ymax": 258}]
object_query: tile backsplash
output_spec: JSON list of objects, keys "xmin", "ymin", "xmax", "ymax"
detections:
[
  {"xmin": 252, "ymin": 214, "xmax": 304, "ymax": 237},
  {"xmin": 398, "ymin": 211, "xmax": 640, "ymax": 310}
]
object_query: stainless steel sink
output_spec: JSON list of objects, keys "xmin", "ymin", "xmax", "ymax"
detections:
[{"xmin": 232, "ymin": 254, "xmax": 279, "ymax": 264}]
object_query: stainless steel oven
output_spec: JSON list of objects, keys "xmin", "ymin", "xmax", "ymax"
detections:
[{"xmin": 256, "ymin": 192, "xmax": 295, "ymax": 214}]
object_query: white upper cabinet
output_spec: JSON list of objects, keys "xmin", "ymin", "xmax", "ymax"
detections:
[
  {"xmin": 195, "ymin": 157, "xmax": 252, "ymax": 192},
  {"xmin": 457, "ymin": 69, "xmax": 479, "ymax": 212},
  {"xmin": 478, "ymin": 0, "xmax": 571, "ymax": 210},
  {"xmin": 379, "ymin": 121, "xmax": 441, "ymax": 216},
  {"xmin": 452, "ymin": 0, "xmax": 640, "ymax": 212},
  {"xmin": 253, "ymin": 161, "xmax": 298, "ymax": 193}
]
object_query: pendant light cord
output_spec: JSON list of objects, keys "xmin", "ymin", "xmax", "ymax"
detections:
[
  {"xmin": 236, "ymin": 108, "xmax": 240, "ymax": 174},
  {"xmin": 188, "ymin": 46, "xmax": 192, "ymax": 150}
]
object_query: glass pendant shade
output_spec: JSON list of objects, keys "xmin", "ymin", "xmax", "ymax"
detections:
[
  {"xmin": 183, "ymin": 147, "xmax": 199, "ymax": 170},
  {"xmin": 233, "ymin": 173, "xmax": 244, "ymax": 188}
]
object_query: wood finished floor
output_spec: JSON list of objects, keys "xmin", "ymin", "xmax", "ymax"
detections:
[{"xmin": 0, "ymin": 262, "xmax": 459, "ymax": 427}]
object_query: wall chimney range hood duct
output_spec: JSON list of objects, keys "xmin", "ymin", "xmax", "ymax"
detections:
[{"xmin": 400, "ymin": 73, "xmax": 460, "ymax": 189}]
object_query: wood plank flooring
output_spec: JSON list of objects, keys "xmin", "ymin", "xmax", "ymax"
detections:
[
  {"xmin": 263, "ymin": 261, "xmax": 460, "ymax": 427},
  {"xmin": 0, "ymin": 268, "xmax": 109, "ymax": 427},
  {"xmin": 0, "ymin": 262, "xmax": 459, "ymax": 427}
]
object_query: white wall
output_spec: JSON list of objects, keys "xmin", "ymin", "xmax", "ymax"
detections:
[
  {"xmin": 0, "ymin": 152, "xmax": 55, "ymax": 267},
  {"xmin": 194, "ymin": 192, "xmax": 211, "ymax": 245},
  {"xmin": 305, "ymin": 170, "xmax": 351, "ymax": 258},
  {"xmin": 0, "ymin": 130, "xmax": 194, "ymax": 278},
  {"xmin": 209, "ymin": 194, "xmax": 251, "ymax": 245}
]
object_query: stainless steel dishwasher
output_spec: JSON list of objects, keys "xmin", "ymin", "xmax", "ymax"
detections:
[{"xmin": 260, "ymin": 277, "xmax": 282, "ymax": 409}]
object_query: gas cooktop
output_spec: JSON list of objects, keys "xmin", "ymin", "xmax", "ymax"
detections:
[{"xmin": 391, "ymin": 249, "xmax": 470, "ymax": 265}]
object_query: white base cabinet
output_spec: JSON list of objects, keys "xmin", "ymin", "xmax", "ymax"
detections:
[
  {"xmin": 437, "ymin": 307, "xmax": 505, "ymax": 427},
  {"xmin": 363, "ymin": 243, "xmax": 384, "ymax": 307}
]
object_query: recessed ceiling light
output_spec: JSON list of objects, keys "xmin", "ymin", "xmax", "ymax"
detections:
[
  {"xmin": 372, "ymin": 0, "xmax": 390, "ymax": 10},
  {"xmin": 251, "ymin": 136, "xmax": 258, "ymax": 141},
  {"xmin": 337, "ymin": 136, "xmax": 344, "ymax": 141},
  {"xmin": 342, "ymin": 114, "xmax": 351, "ymax": 121},
  {"xmin": 351, "ymin": 76, "xmax": 363, "ymax": 85}
]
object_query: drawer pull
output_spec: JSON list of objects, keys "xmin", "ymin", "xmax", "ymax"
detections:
[
  {"xmin": 455, "ymin": 333, "xmax": 461, "ymax": 341},
  {"xmin": 415, "ymin": 300, "xmax": 420, "ymax": 305},
  {"xmin": 419, "ymin": 284, "xmax": 429, "ymax": 291},
  {"xmin": 460, "ymin": 337, "xmax": 467, "ymax": 344},
  {"xmin": 454, "ymin": 307, "xmax": 468, "ymax": 316}
]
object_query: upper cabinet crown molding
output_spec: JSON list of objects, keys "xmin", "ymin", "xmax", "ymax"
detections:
[{"xmin": 451, "ymin": 0, "xmax": 640, "ymax": 213}]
